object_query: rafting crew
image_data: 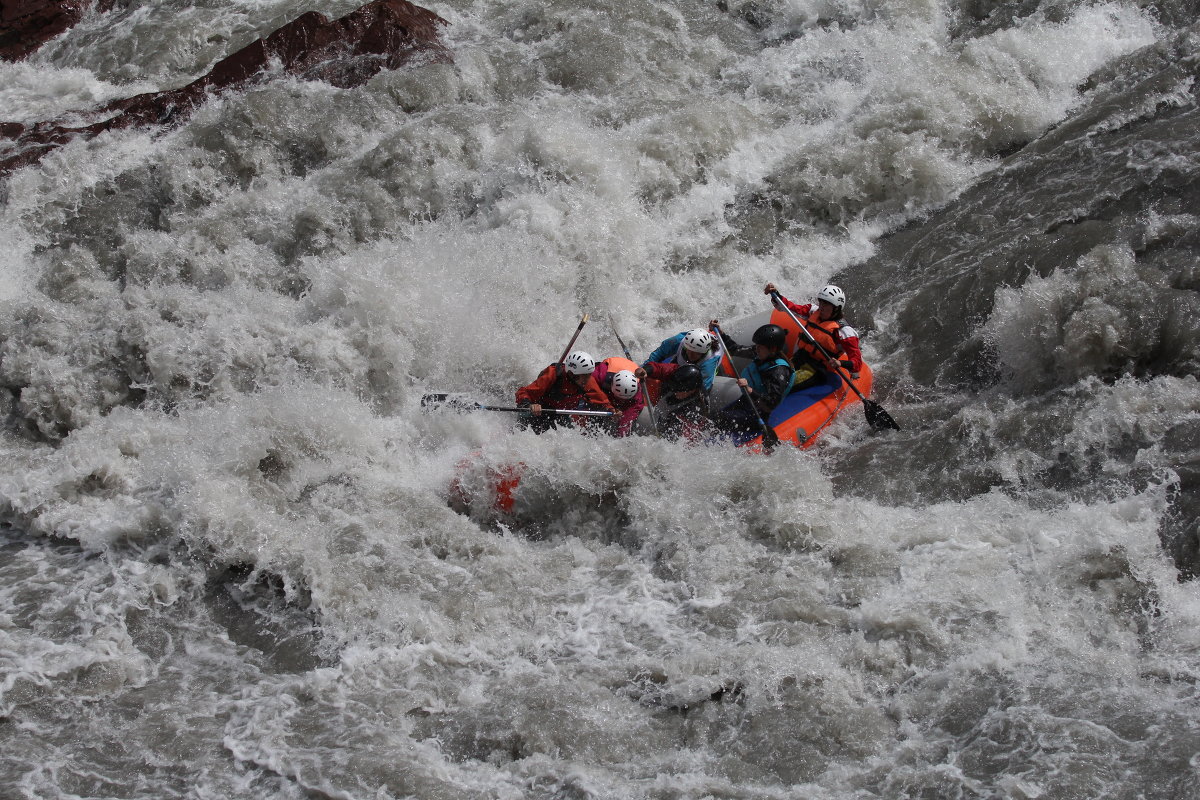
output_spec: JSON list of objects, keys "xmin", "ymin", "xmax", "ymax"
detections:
[
  {"xmin": 508, "ymin": 282, "xmax": 877, "ymax": 440},
  {"xmin": 765, "ymin": 282, "xmax": 862, "ymax": 387},
  {"xmin": 515, "ymin": 350, "xmax": 615, "ymax": 434}
]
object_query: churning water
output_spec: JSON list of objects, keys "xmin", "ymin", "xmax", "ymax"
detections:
[{"xmin": 1, "ymin": 0, "xmax": 1198, "ymax": 797}]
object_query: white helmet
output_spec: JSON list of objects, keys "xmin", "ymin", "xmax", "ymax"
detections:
[
  {"xmin": 817, "ymin": 284, "xmax": 846, "ymax": 308},
  {"xmin": 610, "ymin": 370, "xmax": 639, "ymax": 400},
  {"xmin": 681, "ymin": 328, "xmax": 714, "ymax": 355},
  {"xmin": 563, "ymin": 351, "xmax": 596, "ymax": 375}
]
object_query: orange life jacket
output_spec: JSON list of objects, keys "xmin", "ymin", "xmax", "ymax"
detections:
[{"xmin": 793, "ymin": 313, "xmax": 844, "ymax": 368}]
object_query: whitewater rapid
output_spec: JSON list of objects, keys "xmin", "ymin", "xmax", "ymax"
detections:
[{"xmin": 2, "ymin": 0, "xmax": 1198, "ymax": 798}]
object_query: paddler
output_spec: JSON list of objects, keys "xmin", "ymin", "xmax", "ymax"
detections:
[
  {"xmin": 635, "ymin": 363, "xmax": 710, "ymax": 441},
  {"xmin": 764, "ymin": 282, "xmax": 862, "ymax": 388},
  {"xmin": 592, "ymin": 356, "xmax": 644, "ymax": 437},
  {"xmin": 516, "ymin": 351, "xmax": 615, "ymax": 433},
  {"xmin": 642, "ymin": 327, "xmax": 725, "ymax": 395},
  {"xmin": 711, "ymin": 323, "xmax": 794, "ymax": 436}
]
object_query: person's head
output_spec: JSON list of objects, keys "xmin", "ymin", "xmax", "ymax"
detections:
[
  {"xmin": 666, "ymin": 365, "xmax": 703, "ymax": 397},
  {"xmin": 680, "ymin": 329, "xmax": 714, "ymax": 364},
  {"xmin": 752, "ymin": 324, "xmax": 787, "ymax": 359},
  {"xmin": 610, "ymin": 370, "xmax": 639, "ymax": 400},
  {"xmin": 816, "ymin": 284, "xmax": 846, "ymax": 321},
  {"xmin": 563, "ymin": 351, "xmax": 596, "ymax": 386}
]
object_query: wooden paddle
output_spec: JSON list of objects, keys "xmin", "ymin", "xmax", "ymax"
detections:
[{"xmin": 557, "ymin": 313, "xmax": 590, "ymax": 365}]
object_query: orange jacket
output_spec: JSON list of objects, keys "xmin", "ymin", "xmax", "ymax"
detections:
[
  {"xmin": 794, "ymin": 313, "xmax": 843, "ymax": 366},
  {"xmin": 775, "ymin": 295, "xmax": 864, "ymax": 372},
  {"xmin": 516, "ymin": 364, "xmax": 615, "ymax": 411}
]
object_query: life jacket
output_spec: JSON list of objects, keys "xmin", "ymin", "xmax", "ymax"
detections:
[
  {"xmin": 541, "ymin": 364, "xmax": 588, "ymax": 410},
  {"xmin": 596, "ymin": 357, "xmax": 638, "ymax": 394},
  {"xmin": 743, "ymin": 356, "xmax": 793, "ymax": 396},
  {"xmin": 793, "ymin": 313, "xmax": 844, "ymax": 370}
]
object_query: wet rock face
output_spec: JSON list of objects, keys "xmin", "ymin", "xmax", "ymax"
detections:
[
  {"xmin": 0, "ymin": 0, "xmax": 117, "ymax": 61},
  {"xmin": 0, "ymin": 0, "xmax": 451, "ymax": 176}
]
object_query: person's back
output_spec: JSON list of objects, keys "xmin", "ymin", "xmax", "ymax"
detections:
[{"xmin": 593, "ymin": 357, "xmax": 644, "ymax": 437}]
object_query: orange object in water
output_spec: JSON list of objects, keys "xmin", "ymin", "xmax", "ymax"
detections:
[
  {"xmin": 449, "ymin": 450, "xmax": 526, "ymax": 513},
  {"xmin": 492, "ymin": 461, "xmax": 525, "ymax": 513},
  {"xmin": 739, "ymin": 363, "xmax": 874, "ymax": 452}
]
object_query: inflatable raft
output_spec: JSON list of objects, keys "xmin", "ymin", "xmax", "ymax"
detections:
[{"xmin": 449, "ymin": 308, "xmax": 874, "ymax": 514}]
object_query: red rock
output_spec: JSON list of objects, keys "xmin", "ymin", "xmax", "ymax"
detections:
[
  {"xmin": 0, "ymin": 0, "xmax": 116, "ymax": 61},
  {"xmin": 0, "ymin": 0, "xmax": 451, "ymax": 176}
]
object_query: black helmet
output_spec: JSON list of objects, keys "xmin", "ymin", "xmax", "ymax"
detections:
[
  {"xmin": 666, "ymin": 365, "xmax": 703, "ymax": 391},
  {"xmin": 752, "ymin": 324, "xmax": 787, "ymax": 350}
]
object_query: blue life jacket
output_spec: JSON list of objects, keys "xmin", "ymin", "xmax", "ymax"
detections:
[{"xmin": 743, "ymin": 356, "xmax": 794, "ymax": 397}]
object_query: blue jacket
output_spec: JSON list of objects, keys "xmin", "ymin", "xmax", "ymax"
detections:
[
  {"xmin": 644, "ymin": 332, "xmax": 724, "ymax": 392},
  {"xmin": 715, "ymin": 328, "xmax": 794, "ymax": 414},
  {"xmin": 742, "ymin": 356, "xmax": 794, "ymax": 413}
]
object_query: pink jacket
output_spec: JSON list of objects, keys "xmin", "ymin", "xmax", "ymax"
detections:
[{"xmin": 592, "ymin": 360, "xmax": 644, "ymax": 437}]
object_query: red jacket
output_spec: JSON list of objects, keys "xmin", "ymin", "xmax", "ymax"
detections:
[
  {"xmin": 775, "ymin": 295, "xmax": 864, "ymax": 372},
  {"xmin": 516, "ymin": 364, "xmax": 615, "ymax": 412}
]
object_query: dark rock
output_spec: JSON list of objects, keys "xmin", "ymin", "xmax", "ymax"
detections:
[
  {"xmin": 0, "ymin": 0, "xmax": 116, "ymax": 62},
  {"xmin": 0, "ymin": 0, "xmax": 451, "ymax": 177}
]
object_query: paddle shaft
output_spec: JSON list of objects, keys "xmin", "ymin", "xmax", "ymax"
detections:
[
  {"xmin": 557, "ymin": 313, "xmax": 590, "ymax": 366},
  {"xmin": 485, "ymin": 405, "xmax": 615, "ymax": 417},
  {"xmin": 712, "ymin": 324, "xmax": 778, "ymax": 448},
  {"xmin": 420, "ymin": 394, "xmax": 614, "ymax": 417},
  {"xmin": 609, "ymin": 321, "xmax": 659, "ymax": 434}
]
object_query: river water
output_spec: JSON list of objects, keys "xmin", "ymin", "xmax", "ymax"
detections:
[{"xmin": 1, "ymin": 0, "xmax": 1198, "ymax": 797}]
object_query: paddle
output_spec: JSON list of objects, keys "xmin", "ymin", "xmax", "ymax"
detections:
[
  {"xmin": 557, "ymin": 312, "xmax": 590, "ymax": 366},
  {"xmin": 422, "ymin": 313, "xmax": 595, "ymax": 413},
  {"xmin": 482, "ymin": 405, "xmax": 614, "ymax": 417},
  {"xmin": 609, "ymin": 317, "xmax": 659, "ymax": 435},
  {"xmin": 768, "ymin": 289, "xmax": 900, "ymax": 432},
  {"xmin": 712, "ymin": 324, "xmax": 780, "ymax": 451},
  {"xmin": 420, "ymin": 394, "xmax": 615, "ymax": 417}
]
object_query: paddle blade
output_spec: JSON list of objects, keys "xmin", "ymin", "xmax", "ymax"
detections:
[
  {"xmin": 864, "ymin": 400, "xmax": 900, "ymax": 431},
  {"xmin": 421, "ymin": 393, "xmax": 480, "ymax": 412}
]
